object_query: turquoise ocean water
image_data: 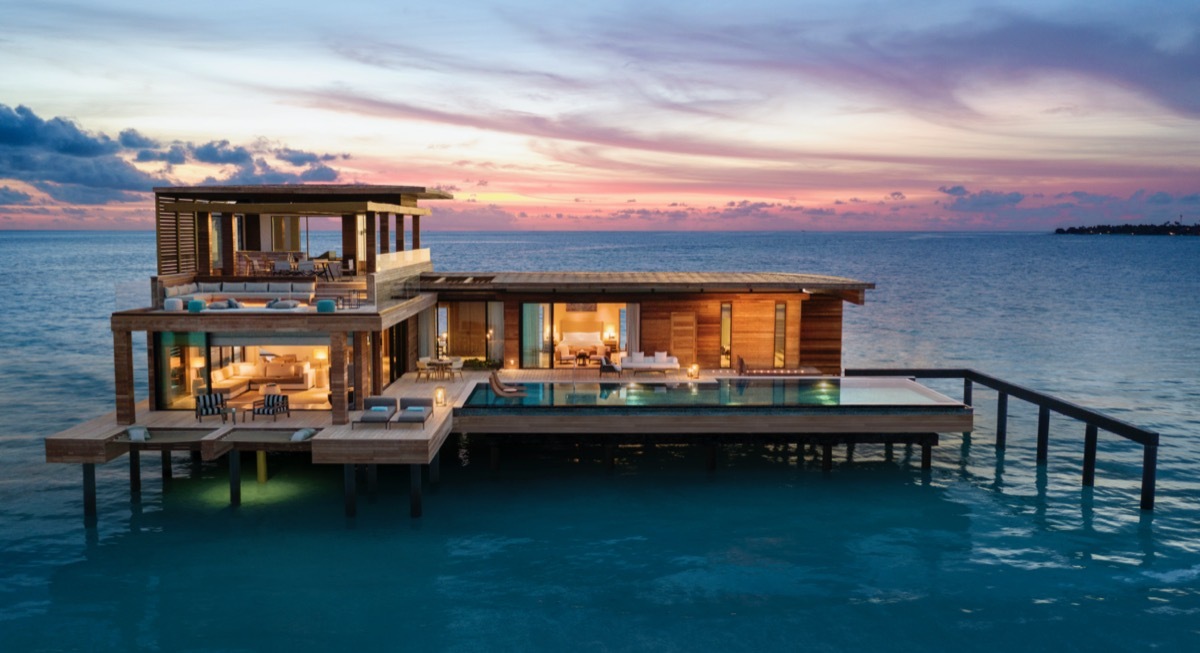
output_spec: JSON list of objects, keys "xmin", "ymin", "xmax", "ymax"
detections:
[{"xmin": 1, "ymin": 230, "xmax": 1198, "ymax": 651}]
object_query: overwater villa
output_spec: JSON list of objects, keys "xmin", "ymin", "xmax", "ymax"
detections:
[{"xmin": 46, "ymin": 184, "xmax": 1158, "ymax": 519}]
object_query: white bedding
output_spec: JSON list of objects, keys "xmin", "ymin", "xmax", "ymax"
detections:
[{"xmin": 560, "ymin": 331, "xmax": 603, "ymax": 348}]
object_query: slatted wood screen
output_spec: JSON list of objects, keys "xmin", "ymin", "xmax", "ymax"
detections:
[
  {"xmin": 670, "ymin": 312, "xmax": 697, "ymax": 367},
  {"xmin": 156, "ymin": 194, "xmax": 197, "ymax": 275}
]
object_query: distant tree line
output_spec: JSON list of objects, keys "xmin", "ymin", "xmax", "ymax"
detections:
[{"xmin": 1055, "ymin": 221, "xmax": 1200, "ymax": 236}]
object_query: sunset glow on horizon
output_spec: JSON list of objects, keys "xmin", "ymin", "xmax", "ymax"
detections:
[{"xmin": 1, "ymin": 0, "xmax": 1198, "ymax": 231}]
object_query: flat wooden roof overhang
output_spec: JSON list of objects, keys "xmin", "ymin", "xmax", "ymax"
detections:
[
  {"xmin": 424, "ymin": 271, "xmax": 874, "ymax": 304},
  {"xmin": 154, "ymin": 184, "xmax": 453, "ymax": 202},
  {"xmin": 111, "ymin": 294, "xmax": 435, "ymax": 333},
  {"xmin": 158, "ymin": 200, "xmax": 430, "ymax": 217}
]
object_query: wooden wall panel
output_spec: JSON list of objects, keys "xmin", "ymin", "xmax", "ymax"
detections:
[
  {"xmin": 406, "ymin": 316, "xmax": 419, "ymax": 374},
  {"xmin": 638, "ymin": 293, "xmax": 812, "ymax": 369},
  {"xmin": 670, "ymin": 312, "xmax": 697, "ymax": 367},
  {"xmin": 800, "ymin": 294, "xmax": 843, "ymax": 373},
  {"xmin": 731, "ymin": 299, "xmax": 776, "ymax": 369}
]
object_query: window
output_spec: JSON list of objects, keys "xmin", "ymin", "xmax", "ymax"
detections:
[
  {"xmin": 720, "ymin": 302, "xmax": 732, "ymax": 368},
  {"xmin": 774, "ymin": 302, "xmax": 786, "ymax": 368}
]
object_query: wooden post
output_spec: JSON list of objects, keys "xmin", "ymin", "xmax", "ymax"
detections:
[
  {"xmin": 330, "ymin": 332, "xmax": 348, "ymax": 424},
  {"xmin": 220, "ymin": 213, "xmax": 237, "ymax": 275},
  {"xmin": 412, "ymin": 215, "xmax": 421, "ymax": 249},
  {"xmin": 1141, "ymin": 442, "xmax": 1158, "ymax": 511},
  {"xmin": 884, "ymin": 442, "xmax": 894, "ymax": 461},
  {"xmin": 410, "ymin": 464, "xmax": 423, "ymax": 518},
  {"xmin": 256, "ymin": 451, "xmax": 267, "ymax": 483},
  {"xmin": 921, "ymin": 443, "xmax": 932, "ymax": 469},
  {"xmin": 161, "ymin": 451, "xmax": 172, "ymax": 483},
  {"xmin": 962, "ymin": 378, "xmax": 972, "ymax": 406},
  {"xmin": 229, "ymin": 452, "xmax": 241, "ymax": 506},
  {"xmin": 343, "ymin": 464, "xmax": 356, "ymax": 517},
  {"xmin": 82, "ymin": 463, "xmax": 97, "ymax": 521},
  {"xmin": 1082, "ymin": 424, "xmax": 1098, "ymax": 487},
  {"xmin": 995, "ymin": 392, "xmax": 1008, "ymax": 449},
  {"xmin": 367, "ymin": 464, "xmax": 378, "ymax": 497},
  {"xmin": 822, "ymin": 443, "xmax": 833, "ymax": 471},
  {"xmin": 371, "ymin": 331, "xmax": 383, "ymax": 398},
  {"xmin": 365, "ymin": 211, "xmax": 377, "ymax": 274},
  {"xmin": 430, "ymin": 452, "xmax": 441, "ymax": 485},
  {"xmin": 396, "ymin": 215, "xmax": 405, "ymax": 252},
  {"xmin": 129, "ymin": 447, "xmax": 141, "ymax": 494},
  {"xmin": 845, "ymin": 442, "xmax": 855, "ymax": 462},
  {"xmin": 1036, "ymin": 406, "xmax": 1050, "ymax": 463},
  {"xmin": 379, "ymin": 213, "xmax": 390, "ymax": 255},
  {"xmin": 196, "ymin": 212, "xmax": 211, "ymax": 275},
  {"xmin": 341, "ymin": 214, "xmax": 357, "ymax": 274},
  {"xmin": 353, "ymin": 331, "xmax": 368, "ymax": 409},
  {"xmin": 113, "ymin": 330, "xmax": 136, "ymax": 425}
]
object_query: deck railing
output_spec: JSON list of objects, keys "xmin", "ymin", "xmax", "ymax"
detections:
[{"xmin": 844, "ymin": 368, "xmax": 1159, "ymax": 510}]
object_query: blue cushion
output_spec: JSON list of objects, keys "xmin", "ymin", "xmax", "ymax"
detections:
[
  {"xmin": 187, "ymin": 300, "xmax": 205, "ymax": 313},
  {"xmin": 370, "ymin": 406, "xmax": 389, "ymax": 412},
  {"xmin": 406, "ymin": 406, "xmax": 426, "ymax": 413},
  {"xmin": 316, "ymin": 299, "xmax": 336, "ymax": 313}
]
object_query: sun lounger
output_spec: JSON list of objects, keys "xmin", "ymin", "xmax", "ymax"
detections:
[
  {"xmin": 489, "ymin": 371, "xmax": 527, "ymax": 397},
  {"xmin": 393, "ymin": 397, "xmax": 433, "ymax": 426},
  {"xmin": 352, "ymin": 396, "xmax": 397, "ymax": 429}
]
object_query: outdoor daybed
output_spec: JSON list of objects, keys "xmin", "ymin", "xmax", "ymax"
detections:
[
  {"xmin": 613, "ymin": 351, "xmax": 680, "ymax": 373},
  {"xmin": 163, "ymin": 280, "xmax": 317, "ymax": 306}
]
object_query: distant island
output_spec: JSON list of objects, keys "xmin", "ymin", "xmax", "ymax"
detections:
[{"xmin": 1055, "ymin": 221, "xmax": 1200, "ymax": 236}]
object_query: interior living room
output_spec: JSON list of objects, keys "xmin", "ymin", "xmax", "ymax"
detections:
[{"xmin": 158, "ymin": 337, "xmax": 335, "ymax": 411}]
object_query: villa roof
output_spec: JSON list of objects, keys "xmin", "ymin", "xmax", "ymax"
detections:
[
  {"xmin": 422, "ymin": 271, "xmax": 874, "ymax": 295},
  {"xmin": 153, "ymin": 184, "xmax": 454, "ymax": 202}
]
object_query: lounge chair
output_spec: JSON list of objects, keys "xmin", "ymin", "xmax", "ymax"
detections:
[
  {"xmin": 449, "ymin": 357, "xmax": 464, "ymax": 380},
  {"xmin": 353, "ymin": 396, "xmax": 397, "ymax": 429},
  {"xmin": 598, "ymin": 357, "xmax": 622, "ymax": 378},
  {"xmin": 251, "ymin": 394, "xmax": 290, "ymax": 421},
  {"xmin": 489, "ymin": 371, "xmax": 527, "ymax": 397},
  {"xmin": 296, "ymin": 260, "xmax": 317, "ymax": 277},
  {"xmin": 273, "ymin": 260, "xmax": 293, "ymax": 275},
  {"xmin": 415, "ymin": 358, "xmax": 432, "ymax": 382},
  {"xmin": 195, "ymin": 392, "xmax": 229, "ymax": 422},
  {"xmin": 394, "ymin": 397, "xmax": 433, "ymax": 426}
]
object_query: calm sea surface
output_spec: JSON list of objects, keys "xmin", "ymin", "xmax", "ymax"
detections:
[{"xmin": 1, "ymin": 230, "xmax": 1198, "ymax": 651}]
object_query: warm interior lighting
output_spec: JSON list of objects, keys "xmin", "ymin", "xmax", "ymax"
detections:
[
  {"xmin": 434, "ymin": 386, "xmax": 447, "ymax": 407},
  {"xmin": 191, "ymin": 358, "xmax": 206, "ymax": 369},
  {"xmin": 688, "ymin": 363, "xmax": 700, "ymax": 379}
]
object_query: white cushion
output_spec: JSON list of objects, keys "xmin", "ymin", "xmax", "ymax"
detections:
[
  {"xmin": 244, "ymin": 282, "xmax": 269, "ymax": 293},
  {"xmin": 212, "ymin": 368, "xmax": 227, "ymax": 382},
  {"xmin": 654, "ymin": 351, "xmax": 668, "ymax": 363},
  {"xmin": 199, "ymin": 282, "xmax": 221, "ymax": 293},
  {"xmin": 221, "ymin": 282, "xmax": 245, "ymax": 292},
  {"xmin": 266, "ymin": 362, "xmax": 291, "ymax": 377},
  {"xmin": 630, "ymin": 352, "xmax": 645, "ymax": 363},
  {"xmin": 268, "ymin": 282, "xmax": 292, "ymax": 294}
]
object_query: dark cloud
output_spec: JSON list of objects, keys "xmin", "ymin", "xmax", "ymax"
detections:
[
  {"xmin": 136, "ymin": 144, "xmax": 188, "ymax": 165},
  {"xmin": 887, "ymin": 191, "xmax": 905, "ymax": 201},
  {"xmin": 193, "ymin": 140, "xmax": 254, "ymax": 165},
  {"xmin": 118, "ymin": 129, "xmax": 158, "ymax": 149},
  {"xmin": 938, "ymin": 185, "xmax": 969, "ymax": 196},
  {"xmin": 32, "ymin": 182, "xmax": 143, "ymax": 204},
  {"xmin": 1054, "ymin": 190, "xmax": 1116, "ymax": 204},
  {"xmin": 0, "ymin": 185, "xmax": 32, "ymax": 204},
  {"xmin": 944, "ymin": 189, "xmax": 1025, "ymax": 212},
  {"xmin": 202, "ymin": 158, "xmax": 340, "ymax": 185},
  {"xmin": 0, "ymin": 104, "xmax": 118, "ymax": 156},
  {"xmin": 1147, "ymin": 191, "xmax": 1174, "ymax": 204},
  {"xmin": 274, "ymin": 147, "xmax": 343, "ymax": 166}
]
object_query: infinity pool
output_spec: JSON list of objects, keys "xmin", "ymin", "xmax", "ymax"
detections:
[{"xmin": 464, "ymin": 377, "xmax": 962, "ymax": 408}]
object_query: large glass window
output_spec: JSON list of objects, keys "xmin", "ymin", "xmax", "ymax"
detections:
[
  {"xmin": 521, "ymin": 303, "xmax": 551, "ymax": 368},
  {"xmin": 774, "ymin": 302, "xmax": 786, "ymax": 368},
  {"xmin": 720, "ymin": 302, "xmax": 732, "ymax": 368},
  {"xmin": 156, "ymin": 331, "xmax": 207, "ymax": 409}
]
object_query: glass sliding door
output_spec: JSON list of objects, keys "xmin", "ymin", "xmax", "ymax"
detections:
[
  {"xmin": 720, "ymin": 302, "xmax": 732, "ymax": 368},
  {"xmin": 521, "ymin": 303, "xmax": 551, "ymax": 368}
]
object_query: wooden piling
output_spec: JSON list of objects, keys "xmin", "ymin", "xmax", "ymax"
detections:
[
  {"xmin": 995, "ymin": 392, "xmax": 1008, "ymax": 449},
  {"xmin": 822, "ymin": 443, "xmax": 833, "ymax": 471},
  {"xmin": 706, "ymin": 444, "xmax": 717, "ymax": 471},
  {"xmin": 430, "ymin": 453, "xmax": 441, "ymax": 485},
  {"xmin": 229, "ymin": 452, "xmax": 241, "ymax": 506},
  {"xmin": 921, "ymin": 443, "xmax": 932, "ymax": 469},
  {"xmin": 410, "ymin": 464, "xmax": 423, "ymax": 518},
  {"xmin": 1141, "ymin": 443, "xmax": 1158, "ymax": 511},
  {"xmin": 129, "ymin": 447, "xmax": 141, "ymax": 494},
  {"xmin": 161, "ymin": 451, "xmax": 172, "ymax": 483},
  {"xmin": 1082, "ymin": 424, "xmax": 1098, "ymax": 487},
  {"xmin": 962, "ymin": 378, "xmax": 973, "ymax": 438},
  {"xmin": 343, "ymin": 464, "xmax": 356, "ymax": 517},
  {"xmin": 1036, "ymin": 406, "xmax": 1050, "ymax": 463},
  {"xmin": 884, "ymin": 442, "xmax": 893, "ymax": 461},
  {"xmin": 82, "ymin": 464, "xmax": 96, "ymax": 521},
  {"xmin": 367, "ymin": 464, "xmax": 378, "ymax": 496},
  {"xmin": 256, "ymin": 451, "xmax": 267, "ymax": 484}
]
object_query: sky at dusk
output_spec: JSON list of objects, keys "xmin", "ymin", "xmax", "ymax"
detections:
[{"xmin": 1, "ymin": 0, "xmax": 1198, "ymax": 231}]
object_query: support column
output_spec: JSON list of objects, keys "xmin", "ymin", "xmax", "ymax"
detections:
[
  {"xmin": 129, "ymin": 447, "xmax": 141, "ymax": 494},
  {"xmin": 371, "ymin": 331, "xmax": 383, "ymax": 398},
  {"xmin": 962, "ymin": 378, "xmax": 973, "ymax": 438},
  {"xmin": 995, "ymin": 392, "xmax": 1008, "ymax": 449},
  {"xmin": 353, "ymin": 331, "xmax": 369, "ymax": 409},
  {"xmin": 396, "ymin": 215, "xmax": 404, "ymax": 252},
  {"xmin": 229, "ymin": 451, "xmax": 241, "ymax": 505},
  {"xmin": 256, "ymin": 451, "xmax": 267, "ymax": 483},
  {"xmin": 161, "ymin": 450, "xmax": 172, "ymax": 483},
  {"xmin": 1082, "ymin": 424, "xmax": 1098, "ymax": 487},
  {"xmin": 410, "ymin": 464, "xmax": 423, "ymax": 518},
  {"xmin": 1141, "ymin": 442, "xmax": 1158, "ymax": 511},
  {"xmin": 921, "ymin": 443, "xmax": 932, "ymax": 469},
  {"xmin": 884, "ymin": 442, "xmax": 894, "ymax": 461},
  {"xmin": 379, "ymin": 213, "xmax": 390, "ymax": 255},
  {"xmin": 1036, "ymin": 406, "xmax": 1050, "ymax": 463},
  {"xmin": 114, "ymin": 330, "xmax": 136, "ymax": 425},
  {"xmin": 412, "ymin": 215, "xmax": 421, "ymax": 250},
  {"xmin": 330, "ymin": 331, "xmax": 348, "ymax": 425},
  {"xmin": 146, "ymin": 333, "xmax": 158, "ymax": 410},
  {"xmin": 341, "ymin": 214, "xmax": 357, "ymax": 275},
  {"xmin": 706, "ymin": 444, "xmax": 718, "ymax": 471},
  {"xmin": 344, "ymin": 464, "xmax": 357, "ymax": 517},
  {"xmin": 196, "ymin": 212, "xmax": 212, "ymax": 275},
  {"xmin": 822, "ymin": 443, "xmax": 833, "ymax": 471},
  {"xmin": 220, "ymin": 213, "xmax": 237, "ymax": 276},
  {"xmin": 82, "ymin": 464, "xmax": 97, "ymax": 522},
  {"xmin": 430, "ymin": 452, "xmax": 441, "ymax": 484},
  {"xmin": 365, "ymin": 211, "xmax": 377, "ymax": 274},
  {"xmin": 367, "ymin": 464, "xmax": 378, "ymax": 497}
]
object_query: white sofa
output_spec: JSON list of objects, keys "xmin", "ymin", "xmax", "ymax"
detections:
[
  {"xmin": 614, "ymin": 351, "xmax": 680, "ymax": 373},
  {"xmin": 163, "ymin": 280, "xmax": 316, "ymax": 306}
]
